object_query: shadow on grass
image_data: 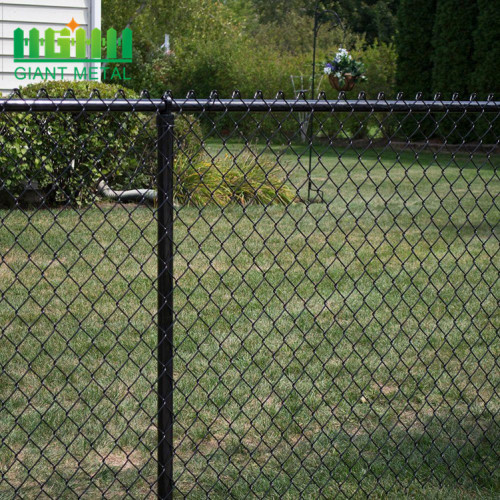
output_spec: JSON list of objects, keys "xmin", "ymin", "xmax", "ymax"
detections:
[
  {"xmin": 0, "ymin": 407, "xmax": 497, "ymax": 498},
  {"xmin": 173, "ymin": 407, "xmax": 499, "ymax": 498}
]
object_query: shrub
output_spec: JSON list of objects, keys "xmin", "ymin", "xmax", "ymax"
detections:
[
  {"xmin": 0, "ymin": 81, "xmax": 143, "ymax": 205},
  {"xmin": 173, "ymin": 115, "xmax": 294, "ymax": 206},
  {"xmin": 174, "ymin": 150, "xmax": 295, "ymax": 207},
  {"xmin": 358, "ymin": 41, "xmax": 397, "ymax": 98}
]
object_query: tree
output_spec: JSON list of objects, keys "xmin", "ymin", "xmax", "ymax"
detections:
[
  {"xmin": 102, "ymin": 0, "xmax": 246, "ymax": 94},
  {"xmin": 239, "ymin": 0, "xmax": 398, "ymax": 44},
  {"xmin": 345, "ymin": 0, "xmax": 399, "ymax": 44},
  {"xmin": 471, "ymin": 0, "xmax": 500, "ymax": 98},
  {"xmin": 395, "ymin": 0, "xmax": 436, "ymax": 98},
  {"xmin": 431, "ymin": 0, "xmax": 477, "ymax": 98}
]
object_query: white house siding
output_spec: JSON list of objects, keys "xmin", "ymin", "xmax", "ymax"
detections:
[{"xmin": 0, "ymin": 0, "xmax": 101, "ymax": 96}]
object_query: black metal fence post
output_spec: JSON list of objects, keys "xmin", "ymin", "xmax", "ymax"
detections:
[{"xmin": 157, "ymin": 109, "xmax": 175, "ymax": 500}]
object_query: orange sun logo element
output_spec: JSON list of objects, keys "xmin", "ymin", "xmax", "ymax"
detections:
[{"xmin": 66, "ymin": 18, "xmax": 80, "ymax": 32}]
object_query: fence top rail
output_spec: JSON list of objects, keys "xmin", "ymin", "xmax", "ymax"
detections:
[{"xmin": 0, "ymin": 97, "xmax": 498, "ymax": 113}]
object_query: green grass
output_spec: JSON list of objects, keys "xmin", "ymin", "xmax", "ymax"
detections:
[{"xmin": 0, "ymin": 144, "xmax": 499, "ymax": 498}]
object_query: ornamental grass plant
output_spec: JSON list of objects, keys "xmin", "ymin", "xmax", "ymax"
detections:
[{"xmin": 174, "ymin": 151, "xmax": 295, "ymax": 207}]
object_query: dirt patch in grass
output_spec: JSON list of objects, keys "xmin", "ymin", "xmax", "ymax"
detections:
[
  {"xmin": 373, "ymin": 381, "xmax": 399, "ymax": 396},
  {"xmin": 104, "ymin": 449, "xmax": 144, "ymax": 470}
]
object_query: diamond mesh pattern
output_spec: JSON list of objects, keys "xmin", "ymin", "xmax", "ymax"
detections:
[{"xmin": 0, "ymin": 92, "xmax": 498, "ymax": 498}]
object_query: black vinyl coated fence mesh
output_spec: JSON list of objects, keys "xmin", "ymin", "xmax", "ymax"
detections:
[{"xmin": 0, "ymin": 93, "xmax": 499, "ymax": 498}]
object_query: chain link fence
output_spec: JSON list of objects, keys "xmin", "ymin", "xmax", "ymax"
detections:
[{"xmin": 0, "ymin": 92, "xmax": 498, "ymax": 498}]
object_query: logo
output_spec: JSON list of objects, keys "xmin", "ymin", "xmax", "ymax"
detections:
[{"xmin": 13, "ymin": 18, "xmax": 132, "ymax": 82}]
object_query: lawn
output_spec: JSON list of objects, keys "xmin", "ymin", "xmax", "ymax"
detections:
[{"xmin": 0, "ymin": 143, "xmax": 498, "ymax": 498}]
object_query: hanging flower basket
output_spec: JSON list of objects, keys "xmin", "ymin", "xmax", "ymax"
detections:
[
  {"xmin": 324, "ymin": 48, "xmax": 366, "ymax": 93},
  {"xmin": 329, "ymin": 73, "xmax": 356, "ymax": 92}
]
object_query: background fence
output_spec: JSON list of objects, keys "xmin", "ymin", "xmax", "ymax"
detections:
[{"xmin": 0, "ymin": 93, "xmax": 498, "ymax": 498}]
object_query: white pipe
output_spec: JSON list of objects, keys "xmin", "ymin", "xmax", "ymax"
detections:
[{"xmin": 98, "ymin": 180, "xmax": 156, "ymax": 202}]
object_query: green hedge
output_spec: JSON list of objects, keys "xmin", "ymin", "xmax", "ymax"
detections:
[{"xmin": 0, "ymin": 81, "xmax": 145, "ymax": 205}]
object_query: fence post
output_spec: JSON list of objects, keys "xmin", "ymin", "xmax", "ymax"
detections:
[{"xmin": 157, "ymin": 109, "xmax": 175, "ymax": 500}]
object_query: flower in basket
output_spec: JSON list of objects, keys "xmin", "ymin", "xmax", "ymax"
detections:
[{"xmin": 324, "ymin": 48, "xmax": 366, "ymax": 90}]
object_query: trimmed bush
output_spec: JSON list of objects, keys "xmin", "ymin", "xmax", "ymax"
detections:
[{"xmin": 0, "ymin": 81, "xmax": 143, "ymax": 205}]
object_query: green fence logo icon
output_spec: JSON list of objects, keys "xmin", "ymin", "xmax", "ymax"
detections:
[{"xmin": 13, "ymin": 19, "xmax": 132, "ymax": 63}]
